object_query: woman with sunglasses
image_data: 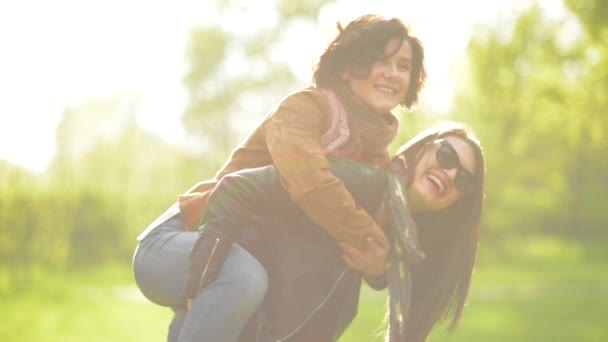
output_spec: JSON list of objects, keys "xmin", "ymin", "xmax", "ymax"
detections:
[{"xmin": 147, "ymin": 121, "xmax": 485, "ymax": 341}]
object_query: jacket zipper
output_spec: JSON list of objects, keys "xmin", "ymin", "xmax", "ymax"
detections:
[{"xmin": 274, "ymin": 267, "xmax": 350, "ymax": 342}]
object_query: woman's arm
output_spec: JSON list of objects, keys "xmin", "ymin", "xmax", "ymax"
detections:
[
  {"xmin": 199, "ymin": 165, "xmax": 291, "ymax": 238},
  {"xmin": 266, "ymin": 89, "xmax": 387, "ymax": 250},
  {"xmin": 202, "ymin": 158, "xmax": 388, "ymax": 239},
  {"xmin": 339, "ymin": 237, "xmax": 389, "ymax": 276},
  {"xmin": 184, "ymin": 165, "xmax": 287, "ymax": 307},
  {"xmin": 184, "ymin": 158, "xmax": 391, "ymax": 303}
]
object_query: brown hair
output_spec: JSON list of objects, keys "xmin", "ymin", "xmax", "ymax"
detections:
[
  {"xmin": 313, "ymin": 14, "xmax": 426, "ymax": 108},
  {"xmin": 393, "ymin": 122, "xmax": 485, "ymax": 341}
]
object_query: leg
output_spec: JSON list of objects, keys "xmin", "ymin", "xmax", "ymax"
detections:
[
  {"xmin": 133, "ymin": 215, "xmax": 197, "ymax": 307},
  {"xmin": 133, "ymin": 215, "xmax": 267, "ymax": 342},
  {"xmin": 168, "ymin": 308, "xmax": 187, "ymax": 342},
  {"xmin": 177, "ymin": 243, "xmax": 268, "ymax": 342}
]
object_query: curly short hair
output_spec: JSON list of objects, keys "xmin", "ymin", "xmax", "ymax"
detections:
[{"xmin": 313, "ymin": 14, "xmax": 426, "ymax": 108}]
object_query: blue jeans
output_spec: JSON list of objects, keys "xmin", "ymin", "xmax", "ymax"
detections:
[{"xmin": 133, "ymin": 215, "xmax": 268, "ymax": 342}]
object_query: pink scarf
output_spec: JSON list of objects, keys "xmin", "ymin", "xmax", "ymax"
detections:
[{"xmin": 321, "ymin": 84, "xmax": 399, "ymax": 166}]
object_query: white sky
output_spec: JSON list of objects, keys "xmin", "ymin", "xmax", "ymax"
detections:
[{"xmin": 0, "ymin": 0, "xmax": 562, "ymax": 174}]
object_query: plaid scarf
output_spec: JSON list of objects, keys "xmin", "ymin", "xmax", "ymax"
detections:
[
  {"xmin": 320, "ymin": 83, "xmax": 399, "ymax": 166},
  {"xmin": 384, "ymin": 174, "xmax": 426, "ymax": 341},
  {"xmin": 321, "ymin": 84, "xmax": 422, "ymax": 339}
]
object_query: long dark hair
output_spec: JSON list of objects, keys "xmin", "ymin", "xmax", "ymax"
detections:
[
  {"xmin": 313, "ymin": 14, "xmax": 426, "ymax": 108},
  {"xmin": 393, "ymin": 122, "xmax": 486, "ymax": 341}
]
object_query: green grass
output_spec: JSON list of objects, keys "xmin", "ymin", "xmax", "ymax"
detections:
[
  {"xmin": 0, "ymin": 265, "xmax": 172, "ymax": 342},
  {"xmin": 2, "ymin": 240, "xmax": 607, "ymax": 342},
  {"xmin": 342, "ymin": 237, "xmax": 608, "ymax": 341},
  {"xmin": 341, "ymin": 281, "xmax": 608, "ymax": 342}
]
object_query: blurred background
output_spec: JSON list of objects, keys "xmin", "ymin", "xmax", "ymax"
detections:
[{"xmin": 1, "ymin": 0, "xmax": 606, "ymax": 341}]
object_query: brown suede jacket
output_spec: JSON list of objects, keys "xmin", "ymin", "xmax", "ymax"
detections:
[{"xmin": 173, "ymin": 86, "xmax": 387, "ymax": 249}]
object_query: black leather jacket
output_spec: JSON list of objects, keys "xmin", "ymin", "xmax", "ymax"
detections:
[{"xmin": 190, "ymin": 158, "xmax": 422, "ymax": 341}]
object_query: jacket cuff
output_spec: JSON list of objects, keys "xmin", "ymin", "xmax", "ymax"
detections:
[{"xmin": 364, "ymin": 273, "xmax": 388, "ymax": 290}]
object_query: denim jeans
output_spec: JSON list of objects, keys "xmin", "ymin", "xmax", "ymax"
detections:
[{"xmin": 133, "ymin": 214, "xmax": 268, "ymax": 342}]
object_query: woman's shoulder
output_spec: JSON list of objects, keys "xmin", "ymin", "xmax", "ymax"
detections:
[
  {"xmin": 287, "ymin": 85, "xmax": 324, "ymax": 97},
  {"xmin": 268, "ymin": 86, "xmax": 332, "ymax": 129},
  {"xmin": 279, "ymin": 86, "xmax": 329, "ymax": 111}
]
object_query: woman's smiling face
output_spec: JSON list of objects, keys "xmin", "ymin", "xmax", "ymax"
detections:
[
  {"xmin": 342, "ymin": 37, "xmax": 412, "ymax": 113},
  {"xmin": 407, "ymin": 135, "xmax": 478, "ymax": 213}
]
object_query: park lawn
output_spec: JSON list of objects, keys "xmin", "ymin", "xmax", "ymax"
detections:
[
  {"xmin": 0, "ymin": 265, "xmax": 172, "ymax": 342},
  {"xmin": 343, "ymin": 282, "xmax": 608, "ymax": 342},
  {"xmin": 342, "ymin": 238, "xmax": 608, "ymax": 342},
  {"xmin": 1, "ymin": 247, "xmax": 607, "ymax": 342}
]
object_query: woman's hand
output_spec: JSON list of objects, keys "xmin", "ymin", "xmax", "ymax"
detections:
[{"xmin": 338, "ymin": 236, "xmax": 389, "ymax": 277}]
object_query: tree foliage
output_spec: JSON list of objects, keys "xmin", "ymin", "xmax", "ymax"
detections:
[
  {"xmin": 1, "ymin": 99, "xmax": 215, "ymax": 291},
  {"xmin": 2, "ymin": 1, "xmax": 607, "ymax": 291},
  {"xmin": 181, "ymin": 0, "xmax": 324, "ymax": 159},
  {"xmin": 1, "ymin": 0, "xmax": 327, "ymax": 290},
  {"xmin": 452, "ymin": 1, "xmax": 608, "ymax": 237}
]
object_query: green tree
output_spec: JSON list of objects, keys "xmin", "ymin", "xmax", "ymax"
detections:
[
  {"xmin": 452, "ymin": 2, "xmax": 608, "ymax": 239},
  {"xmin": 182, "ymin": 0, "xmax": 325, "ymax": 160},
  {"xmin": 0, "ymin": 97, "xmax": 214, "ymax": 274}
]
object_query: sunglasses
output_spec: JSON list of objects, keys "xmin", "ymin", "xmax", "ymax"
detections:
[{"xmin": 435, "ymin": 139, "xmax": 477, "ymax": 194}]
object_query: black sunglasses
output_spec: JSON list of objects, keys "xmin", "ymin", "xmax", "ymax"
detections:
[{"xmin": 435, "ymin": 139, "xmax": 477, "ymax": 194}]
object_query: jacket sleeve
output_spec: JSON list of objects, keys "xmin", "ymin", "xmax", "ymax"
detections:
[
  {"xmin": 266, "ymin": 89, "xmax": 385, "ymax": 250},
  {"xmin": 200, "ymin": 165, "xmax": 291, "ymax": 239},
  {"xmin": 201, "ymin": 158, "xmax": 388, "ymax": 240},
  {"xmin": 184, "ymin": 165, "xmax": 288, "ymax": 306},
  {"xmin": 364, "ymin": 273, "xmax": 388, "ymax": 290}
]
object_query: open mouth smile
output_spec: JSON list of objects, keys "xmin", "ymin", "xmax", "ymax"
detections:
[{"xmin": 426, "ymin": 173, "xmax": 445, "ymax": 195}]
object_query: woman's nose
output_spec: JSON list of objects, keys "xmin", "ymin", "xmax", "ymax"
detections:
[
  {"xmin": 383, "ymin": 64, "xmax": 398, "ymax": 78},
  {"xmin": 444, "ymin": 168, "xmax": 458, "ymax": 180}
]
